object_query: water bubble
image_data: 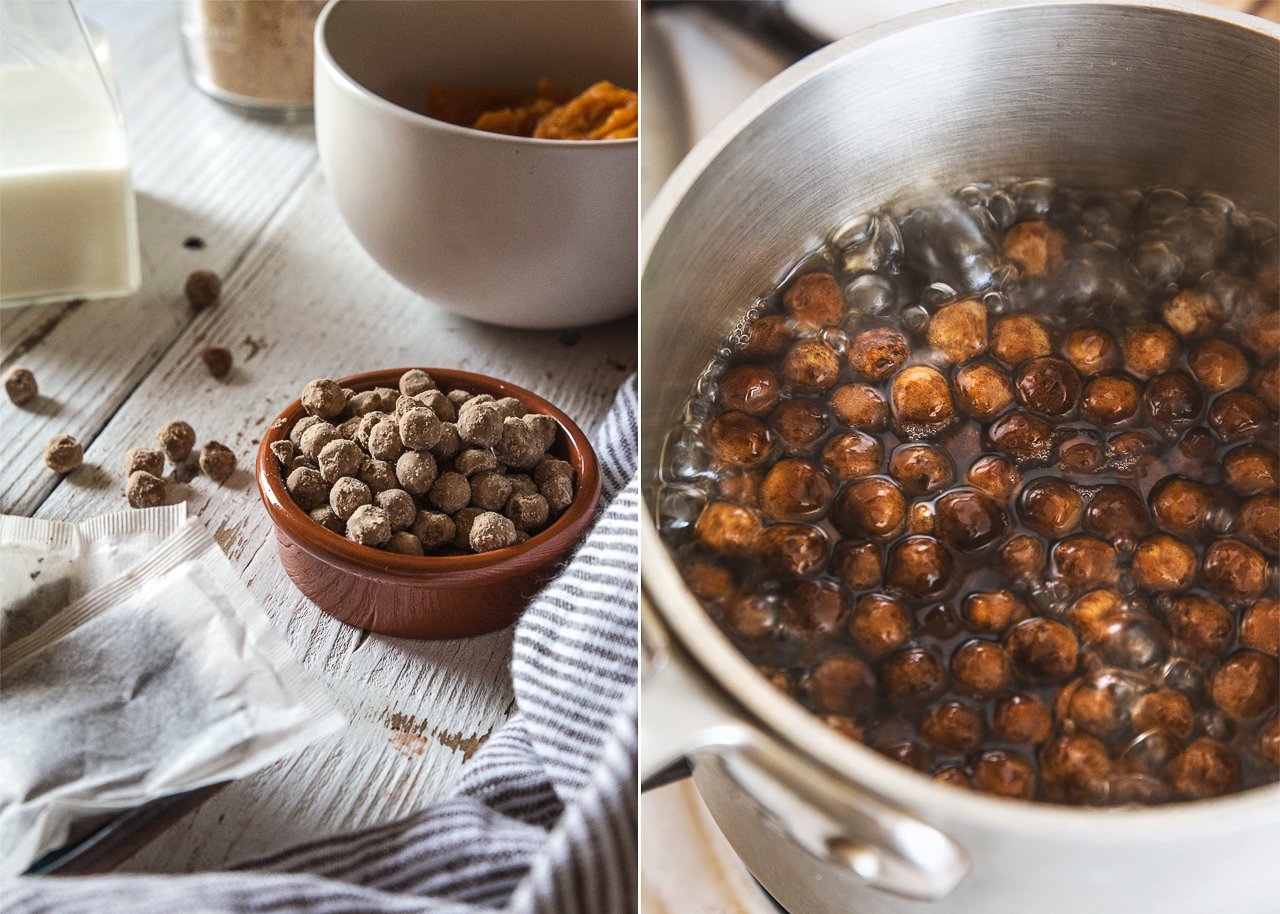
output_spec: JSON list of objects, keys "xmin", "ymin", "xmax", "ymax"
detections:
[
  {"xmin": 1011, "ymin": 178, "xmax": 1055, "ymax": 218},
  {"xmin": 1193, "ymin": 190, "xmax": 1236, "ymax": 223},
  {"xmin": 899, "ymin": 201, "xmax": 996, "ymax": 293},
  {"xmin": 987, "ymin": 190, "xmax": 1017, "ymax": 231},
  {"xmin": 1199, "ymin": 270, "xmax": 1259, "ymax": 320},
  {"xmin": 1028, "ymin": 583, "xmax": 1056, "ymax": 613},
  {"xmin": 1096, "ymin": 617, "xmax": 1167, "ymax": 670},
  {"xmin": 1258, "ymin": 235, "xmax": 1279, "ymax": 272},
  {"xmin": 682, "ymin": 397, "xmax": 711, "ymax": 427},
  {"xmin": 921, "ymin": 283, "xmax": 959, "ymax": 310},
  {"xmin": 1198, "ymin": 709, "xmax": 1234, "ymax": 742},
  {"xmin": 662, "ymin": 424, "xmax": 712, "ymax": 481},
  {"xmin": 844, "ymin": 273, "xmax": 897, "ymax": 316},
  {"xmin": 655, "ymin": 483, "xmax": 707, "ymax": 535},
  {"xmin": 1132, "ymin": 240, "xmax": 1184, "ymax": 285},
  {"xmin": 1245, "ymin": 215, "xmax": 1278, "ymax": 245},
  {"xmin": 1092, "ymin": 223, "xmax": 1131, "ymax": 249},
  {"xmin": 1205, "ymin": 504, "xmax": 1234, "ymax": 536},
  {"xmin": 1120, "ymin": 730, "xmax": 1179, "ymax": 775},
  {"xmin": 820, "ymin": 326, "xmax": 851, "ymax": 355},
  {"xmin": 833, "ymin": 212, "xmax": 902, "ymax": 276},
  {"xmin": 1083, "ymin": 205, "xmax": 1112, "ymax": 227},
  {"xmin": 1157, "ymin": 207, "xmax": 1229, "ymax": 276},
  {"xmin": 1140, "ymin": 187, "xmax": 1188, "ymax": 226},
  {"xmin": 982, "ymin": 290, "xmax": 1010, "ymax": 316},
  {"xmin": 956, "ymin": 184, "xmax": 990, "ymax": 208},
  {"xmin": 900, "ymin": 304, "xmax": 930, "ymax": 336},
  {"xmin": 1161, "ymin": 657, "xmax": 1206, "ymax": 698}
]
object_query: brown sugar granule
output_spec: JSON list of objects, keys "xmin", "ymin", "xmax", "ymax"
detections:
[
  {"xmin": 184, "ymin": 269, "xmax": 222, "ymax": 310},
  {"xmin": 4, "ymin": 367, "xmax": 37, "ymax": 405}
]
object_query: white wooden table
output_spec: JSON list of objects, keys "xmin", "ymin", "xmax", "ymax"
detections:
[{"xmin": 0, "ymin": 0, "xmax": 634, "ymax": 872}]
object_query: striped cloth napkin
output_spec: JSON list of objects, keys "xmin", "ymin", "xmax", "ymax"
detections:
[{"xmin": 5, "ymin": 378, "xmax": 639, "ymax": 914}]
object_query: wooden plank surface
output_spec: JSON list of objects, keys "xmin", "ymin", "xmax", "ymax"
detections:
[
  {"xmin": 3, "ymin": 0, "xmax": 635, "ymax": 872},
  {"xmin": 0, "ymin": 0, "xmax": 319, "ymax": 516}
]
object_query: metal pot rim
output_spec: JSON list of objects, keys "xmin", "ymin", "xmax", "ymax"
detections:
[{"xmin": 641, "ymin": 0, "xmax": 1280, "ymax": 835}]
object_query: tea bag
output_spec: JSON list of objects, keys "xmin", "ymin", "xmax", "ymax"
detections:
[
  {"xmin": 0, "ymin": 518, "xmax": 345, "ymax": 875},
  {"xmin": 0, "ymin": 503, "xmax": 187, "ymax": 644}
]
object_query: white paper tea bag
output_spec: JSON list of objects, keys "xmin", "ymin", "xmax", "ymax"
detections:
[
  {"xmin": 0, "ymin": 503, "xmax": 186, "ymax": 644},
  {"xmin": 0, "ymin": 518, "xmax": 345, "ymax": 875}
]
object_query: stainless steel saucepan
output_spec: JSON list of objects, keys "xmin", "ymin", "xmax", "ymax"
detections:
[{"xmin": 640, "ymin": 2, "xmax": 1280, "ymax": 911}]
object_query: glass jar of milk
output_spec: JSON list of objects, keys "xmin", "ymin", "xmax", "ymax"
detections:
[{"xmin": 0, "ymin": 1, "xmax": 141, "ymax": 307}]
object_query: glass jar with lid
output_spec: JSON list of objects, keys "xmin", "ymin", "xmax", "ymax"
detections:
[{"xmin": 180, "ymin": 0, "xmax": 326, "ymax": 122}]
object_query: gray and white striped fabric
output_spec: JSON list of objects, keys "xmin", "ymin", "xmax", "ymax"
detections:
[{"xmin": 4, "ymin": 378, "xmax": 639, "ymax": 914}]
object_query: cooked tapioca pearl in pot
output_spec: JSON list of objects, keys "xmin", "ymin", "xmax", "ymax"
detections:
[
  {"xmin": 847, "ymin": 328, "xmax": 909, "ymax": 381},
  {"xmin": 772, "ymin": 399, "xmax": 831, "ymax": 452},
  {"xmin": 1015, "ymin": 357, "xmax": 1081, "ymax": 417},
  {"xmin": 1236, "ymin": 495, "xmax": 1280, "ymax": 555},
  {"xmin": 1019, "ymin": 478, "xmax": 1082, "ymax": 537},
  {"xmin": 1081, "ymin": 375, "xmax": 1141, "ymax": 425},
  {"xmin": 832, "ymin": 477, "xmax": 906, "ymax": 539},
  {"xmin": 966, "ymin": 454, "xmax": 1020, "ymax": 503},
  {"xmin": 759, "ymin": 458, "xmax": 834, "ymax": 520},
  {"xmin": 889, "ymin": 444, "xmax": 954, "ymax": 495},
  {"xmin": 783, "ymin": 272, "xmax": 845, "ymax": 330},
  {"xmin": 664, "ymin": 180, "xmax": 1280, "ymax": 805},
  {"xmin": 829, "ymin": 382, "xmax": 889, "ymax": 430},
  {"xmin": 720, "ymin": 364, "xmax": 781, "ymax": 415},
  {"xmin": 990, "ymin": 314, "xmax": 1051, "ymax": 366},
  {"xmin": 935, "ymin": 489, "xmax": 1006, "ymax": 552},
  {"xmin": 954, "ymin": 361, "xmax": 1015, "ymax": 420},
  {"xmin": 755, "ymin": 523, "xmax": 829, "ymax": 578},
  {"xmin": 706, "ymin": 411, "xmax": 772, "ymax": 468},
  {"xmin": 1061, "ymin": 326, "xmax": 1118, "ymax": 376}
]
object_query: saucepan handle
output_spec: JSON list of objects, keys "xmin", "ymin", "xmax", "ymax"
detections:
[{"xmin": 640, "ymin": 592, "xmax": 969, "ymax": 901}]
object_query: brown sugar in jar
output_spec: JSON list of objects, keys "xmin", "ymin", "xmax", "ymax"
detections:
[{"xmin": 661, "ymin": 179, "xmax": 1280, "ymax": 806}]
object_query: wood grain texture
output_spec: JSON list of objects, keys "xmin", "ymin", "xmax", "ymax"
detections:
[
  {"xmin": 0, "ymin": 0, "xmax": 319, "ymax": 516},
  {"xmin": 4, "ymin": 0, "xmax": 634, "ymax": 873}
]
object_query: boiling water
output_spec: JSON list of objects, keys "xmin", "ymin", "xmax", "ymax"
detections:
[{"xmin": 659, "ymin": 179, "xmax": 1279, "ymax": 805}]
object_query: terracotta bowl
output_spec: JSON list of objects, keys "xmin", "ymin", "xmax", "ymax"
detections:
[{"xmin": 256, "ymin": 368, "xmax": 601, "ymax": 639}]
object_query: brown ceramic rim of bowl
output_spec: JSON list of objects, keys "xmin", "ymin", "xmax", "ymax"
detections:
[
  {"xmin": 315, "ymin": 0, "xmax": 638, "ymax": 149},
  {"xmin": 256, "ymin": 368, "xmax": 601, "ymax": 583}
]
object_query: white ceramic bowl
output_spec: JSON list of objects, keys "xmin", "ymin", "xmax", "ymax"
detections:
[{"xmin": 315, "ymin": 0, "xmax": 637, "ymax": 329}]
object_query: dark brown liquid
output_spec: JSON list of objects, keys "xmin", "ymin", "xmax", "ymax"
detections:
[{"xmin": 659, "ymin": 181, "xmax": 1279, "ymax": 805}]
